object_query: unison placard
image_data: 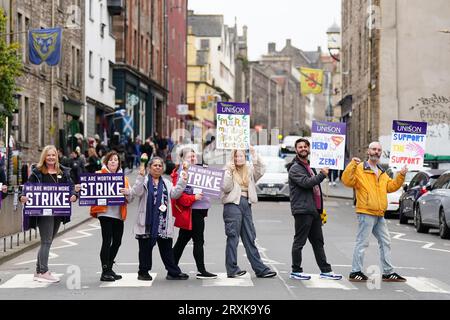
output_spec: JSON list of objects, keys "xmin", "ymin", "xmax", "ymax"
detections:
[
  {"xmin": 23, "ymin": 183, "xmax": 72, "ymax": 216},
  {"xmin": 310, "ymin": 121, "xmax": 347, "ymax": 170},
  {"xmin": 79, "ymin": 173, "xmax": 125, "ymax": 206}
]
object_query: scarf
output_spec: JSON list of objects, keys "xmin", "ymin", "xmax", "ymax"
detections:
[{"xmin": 145, "ymin": 176, "xmax": 169, "ymax": 238}]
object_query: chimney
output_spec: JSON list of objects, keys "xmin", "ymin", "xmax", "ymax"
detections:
[
  {"xmin": 243, "ymin": 25, "xmax": 248, "ymax": 41},
  {"xmin": 286, "ymin": 39, "xmax": 292, "ymax": 47},
  {"xmin": 268, "ymin": 42, "xmax": 276, "ymax": 53}
]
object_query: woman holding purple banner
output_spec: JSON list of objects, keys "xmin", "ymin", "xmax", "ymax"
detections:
[
  {"xmin": 171, "ymin": 147, "xmax": 217, "ymax": 279},
  {"xmin": 221, "ymin": 146, "xmax": 277, "ymax": 279},
  {"xmin": 129, "ymin": 154, "xmax": 189, "ymax": 281},
  {"xmin": 90, "ymin": 151, "xmax": 131, "ymax": 282},
  {"xmin": 19, "ymin": 145, "xmax": 80, "ymax": 283}
]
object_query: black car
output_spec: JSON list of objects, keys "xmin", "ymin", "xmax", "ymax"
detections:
[{"xmin": 398, "ymin": 169, "xmax": 445, "ymax": 224}]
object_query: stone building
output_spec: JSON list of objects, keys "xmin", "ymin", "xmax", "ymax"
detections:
[{"xmin": 341, "ymin": 0, "xmax": 450, "ymax": 161}]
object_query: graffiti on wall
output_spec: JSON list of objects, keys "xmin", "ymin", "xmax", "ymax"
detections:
[{"xmin": 409, "ymin": 94, "xmax": 450, "ymax": 140}]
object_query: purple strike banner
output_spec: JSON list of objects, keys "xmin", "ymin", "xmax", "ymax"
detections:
[
  {"xmin": 23, "ymin": 183, "xmax": 72, "ymax": 216},
  {"xmin": 186, "ymin": 165, "xmax": 225, "ymax": 198},
  {"xmin": 79, "ymin": 173, "xmax": 125, "ymax": 206}
]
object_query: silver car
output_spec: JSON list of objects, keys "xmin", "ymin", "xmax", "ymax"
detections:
[
  {"xmin": 256, "ymin": 157, "xmax": 290, "ymax": 199},
  {"xmin": 416, "ymin": 170, "xmax": 450, "ymax": 239}
]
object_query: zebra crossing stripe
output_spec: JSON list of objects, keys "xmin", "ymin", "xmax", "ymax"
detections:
[
  {"xmin": 201, "ymin": 273, "xmax": 254, "ymax": 287},
  {"xmin": 301, "ymin": 275, "xmax": 358, "ymax": 290},
  {"xmin": 99, "ymin": 273, "xmax": 158, "ymax": 288},
  {"xmin": 0, "ymin": 274, "xmax": 63, "ymax": 289},
  {"xmin": 404, "ymin": 277, "xmax": 450, "ymax": 294}
]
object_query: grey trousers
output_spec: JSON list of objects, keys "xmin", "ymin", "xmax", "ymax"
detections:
[
  {"xmin": 223, "ymin": 197, "xmax": 270, "ymax": 277},
  {"xmin": 36, "ymin": 216, "xmax": 61, "ymax": 274}
]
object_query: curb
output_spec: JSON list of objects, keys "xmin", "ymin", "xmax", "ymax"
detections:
[{"xmin": 0, "ymin": 216, "xmax": 94, "ymax": 266}]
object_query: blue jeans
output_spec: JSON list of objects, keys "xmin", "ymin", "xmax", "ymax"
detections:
[{"xmin": 351, "ymin": 214, "xmax": 394, "ymax": 274}]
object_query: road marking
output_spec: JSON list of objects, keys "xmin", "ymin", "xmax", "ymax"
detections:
[
  {"xmin": 15, "ymin": 224, "xmax": 101, "ymax": 266},
  {"xmin": 391, "ymin": 232, "xmax": 450, "ymax": 253},
  {"xmin": 405, "ymin": 277, "xmax": 450, "ymax": 294},
  {"xmin": 254, "ymin": 239, "xmax": 297, "ymax": 299},
  {"xmin": 99, "ymin": 273, "xmax": 158, "ymax": 288},
  {"xmin": 201, "ymin": 273, "xmax": 253, "ymax": 287},
  {"xmin": 300, "ymin": 274, "xmax": 358, "ymax": 290},
  {"xmin": 0, "ymin": 274, "xmax": 63, "ymax": 289}
]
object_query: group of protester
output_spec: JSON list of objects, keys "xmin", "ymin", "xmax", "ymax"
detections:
[{"xmin": 16, "ymin": 137, "xmax": 408, "ymax": 284}]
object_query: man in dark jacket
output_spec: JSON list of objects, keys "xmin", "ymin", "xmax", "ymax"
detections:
[{"xmin": 287, "ymin": 138, "xmax": 342, "ymax": 281}]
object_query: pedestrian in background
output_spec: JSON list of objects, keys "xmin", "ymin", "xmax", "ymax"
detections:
[
  {"xmin": 287, "ymin": 138, "xmax": 342, "ymax": 281},
  {"xmin": 129, "ymin": 155, "xmax": 190, "ymax": 281},
  {"xmin": 342, "ymin": 141, "xmax": 407, "ymax": 282},
  {"xmin": 85, "ymin": 147, "xmax": 101, "ymax": 173},
  {"xmin": 172, "ymin": 147, "xmax": 217, "ymax": 279},
  {"xmin": 19, "ymin": 145, "xmax": 79, "ymax": 283},
  {"xmin": 90, "ymin": 151, "xmax": 131, "ymax": 282},
  {"xmin": 221, "ymin": 147, "xmax": 277, "ymax": 279}
]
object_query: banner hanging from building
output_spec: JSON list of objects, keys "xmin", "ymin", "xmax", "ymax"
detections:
[
  {"xmin": 216, "ymin": 102, "xmax": 250, "ymax": 150},
  {"xmin": 29, "ymin": 27, "xmax": 62, "ymax": 66},
  {"xmin": 300, "ymin": 67, "xmax": 324, "ymax": 95},
  {"xmin": 23, "ymin": 183, "xmax": 72, "ymax": 216},
  {"xmin": 389, "ymin": 120, "xmax": 427, "ymax": 170},
  {"xmin": 78, "ymin": 173, "xmax": 125, "ymax": 206},
  {"xmin": 186, "ymin": 165, "xmax": 225, "ymax": 198},
  {"xmin": 310, "ymin": 121, "xmax": 347, "ymax": 170}
]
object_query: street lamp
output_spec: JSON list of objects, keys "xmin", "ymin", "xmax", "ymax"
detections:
[{"xmin": 327, "ymin": 22, "xmax": 341, "ymax": 62}]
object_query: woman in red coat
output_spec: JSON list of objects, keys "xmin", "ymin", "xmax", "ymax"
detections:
[{"xmin": 171, "ymin": 147, "xmax": 217, "ymax": 279}]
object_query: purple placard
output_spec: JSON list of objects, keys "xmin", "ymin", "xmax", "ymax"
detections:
[
  {"xmin": 217, "ymin": 102, "xmax": 250, "ymax": 115},
  {"xmin": 186, "ymin": 165, "xmax": 225, "ymax": 198},
  {"xmin": 312, "ymin": 121, "xmax": 347, "ymax": 135},
  {"xmin": 23, "ymin": 183, "xmax": 72, "ymax": 216},
  {"xmin": 79, "ymin": 173, "xmax": 125, "ymax": 206},
  {"xmin": 393, "ymin": 120, "xmax": 427, "ymax": 134}
]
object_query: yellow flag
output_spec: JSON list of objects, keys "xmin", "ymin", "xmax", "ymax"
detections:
[{"xmin": 300, "ymin": 67, "xmax": 323, "ymax": 95}]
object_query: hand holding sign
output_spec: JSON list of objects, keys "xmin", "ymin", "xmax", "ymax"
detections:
[
  {"xmin": 320, "ymin": 167, "xmax": 330, "ymax": 176},
  {"xmin": 20, "ymin": 195, "xmax": 28, "ymax": 204},
  {"xmin": 400, "ymin": 165, "xmax": 408, "ymax": 176},
  {"xmin": 352, "ymin": 157, "xmax": 361, "ymax": 165},
  {"xmin": 194, "ymin": 193, "xmax": 203, "ymax": 201},
  {"xmin": 119, "ymin": 188, "xmax": 130, "ymax": 196},
  {"xmin": 70, "ymin": 195, "xmax": 77, "ymax": 202}
]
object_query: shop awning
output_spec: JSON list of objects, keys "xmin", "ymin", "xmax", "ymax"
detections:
[{"xmin": 64, "ymin": 98, "xmax": 82, "ymax": 117}]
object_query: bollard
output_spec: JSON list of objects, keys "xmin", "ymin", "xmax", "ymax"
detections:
[
  {"xmin": 17, "ymin": 233, "xmax": 19, "ymax": 246},
  {"xmin": 10, "ymin": 235, "xmax": 12, "ymax": 249},
  {"xmin": 29, "ymin": 230, "xmax": 31, "ymax": 241},
  {"xmin": 3, "ymin": 238, "xmax": 5, "ymax": 252},
  {"xmin": 24, "ymin": 231, "xmax": 26, "ymax": 244},
  {"xmin": 35, "ymin": 229, "xmax": 37, "ymax": 239}
]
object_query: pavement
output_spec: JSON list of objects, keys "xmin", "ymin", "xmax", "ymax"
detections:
[{"xmin": 320, "ymin": 179, "xmax": 353, "ymax": 200}]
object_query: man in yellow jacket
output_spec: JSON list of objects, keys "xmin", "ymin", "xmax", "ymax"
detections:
[{"xmin": 342, "ymin": 141, "xmax": 408, "ymax": 283}]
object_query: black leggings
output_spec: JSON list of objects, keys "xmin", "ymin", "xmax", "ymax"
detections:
[
  {"xmin": 98, "ymin": 216, "xmax": 124, "ymax": 267},
  {"xmin": 173, "ymin": 209, "xmax": 208, "ymax": 273}
]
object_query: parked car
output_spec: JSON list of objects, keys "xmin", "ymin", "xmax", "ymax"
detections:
[
  {"xmin": 398, "ymin": 169, "xmax": 445, "ymax": 224},
  {"xmin": 385, "ymin": 168, "xmax": 417, "ymax": 216},
  {"xmin": 416, "ymin": 170, "xmax": 450, "ymax": 238},
  {"xmin": 256, "ymin": 156, "xmax": 290, "ymax": 199},
  {"xmin": 280, "ymin": 135, "xmax": 303, "ymax": 154}
]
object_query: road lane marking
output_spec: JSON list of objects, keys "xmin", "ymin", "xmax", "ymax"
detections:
[
  {"xmin": 201, "ymin": 273, "xmax": 254, "ymax": 287},
  {"xmin": 0, "ymin": 273, "xmax": 63, "ymax": 289},
  {"xmin": 405, "ymin": 277, "xmax": 450, "ymax": 294},
  {"xmin": 300, "ymin": 274, "xmax": 358, "ymax": 290},
  {"xmin": 390, "ymin": 232, "xmax": 450, "ymax": 253},
  {"xmin": 15, "ymin": 223, "xmax": 101, "ymax": 266},
  {"xmin": 99, "ymin": 273, "xmax": 158, "ymax": 287}
]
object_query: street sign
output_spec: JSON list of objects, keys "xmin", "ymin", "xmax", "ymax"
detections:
[{"xmin": 176, "ymin": 104, "xmax": 189, "ymax": 115}]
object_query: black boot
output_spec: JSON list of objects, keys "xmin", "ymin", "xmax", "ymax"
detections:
[
  {"xmin": 109, "ymin": 261, "xmax": 122, "ymax": 280},
  {"xmin": 100, "ymin": 264, "xmax": 115, "ymax": 282}
]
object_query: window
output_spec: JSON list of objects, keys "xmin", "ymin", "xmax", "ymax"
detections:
[
  {"xmin": 24, "ymin": 17, "xmax": 30, "ymax": 63},
  {"xmin": 99, "ymin": 57, "xmax": 104, "ymax": 92},
  {"xmin": 109, "ymin": 61, "xmax": 114, "ymax": 87},
  {"xmin": 200, "ymin": 39, "xmax": 209, "ymax": 49},
  {"xmin": 71, "ymin": 46, "xmax": 76, "ymax": 85},
  {"xmin": 39, "ymin": 102, "xmax": 45, "ymax": 147},
  {"xmin": 89, "ymin": 0, "xmax": 93, "ymax": 20},
  {"xmin": 20, "ymin": 97, "xmax": 30, "ymax": 143},
  {"xmin": 89, "ymin": 51, "xmax": 93, "ymax": 77},
  {"xmin": 433, "ymin": 174, "xmax": 450, "ymax": 190}
]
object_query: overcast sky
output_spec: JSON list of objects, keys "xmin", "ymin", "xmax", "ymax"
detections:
[{"xmin": 188, "ymin": 0, "xmax": 341, "ymax": 60}]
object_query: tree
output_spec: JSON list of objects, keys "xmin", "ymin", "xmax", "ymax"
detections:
[{"xmin": 0, "ymin": 8, "xmax": 23, "ymax": 129}]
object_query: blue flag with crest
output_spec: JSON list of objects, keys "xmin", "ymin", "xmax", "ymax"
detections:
[{"xmin": 29, "ymin": 27, "xmax": 62, "ymax": 66}]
